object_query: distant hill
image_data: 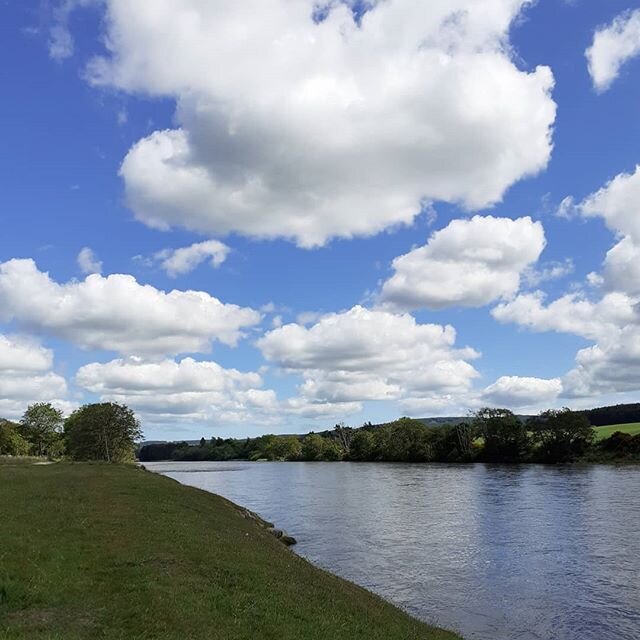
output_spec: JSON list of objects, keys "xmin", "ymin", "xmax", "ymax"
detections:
[{"xmin": 582, "ymin": 403, "xmax": 640, "ymax": 427}]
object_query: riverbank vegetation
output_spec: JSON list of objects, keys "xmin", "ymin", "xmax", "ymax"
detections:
[
  {"xmin": 0, "ymin": 463, "xmax": 459, "ymax": 640},
  {"xmin": 140, "ymin": 408, "xmax": 640, "ymax": 465}
]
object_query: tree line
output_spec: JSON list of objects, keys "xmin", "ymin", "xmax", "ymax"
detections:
[
  {"xmin": 0, "ymin": 402, "xmax": 141, "ymax": 462},
  {"xmin": 139, "ymin": 408, "xmax": 640, "ymax": 465}
]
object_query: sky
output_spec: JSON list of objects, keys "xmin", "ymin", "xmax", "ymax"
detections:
[{"xmin": 1, "ymin": 0, "xmax": 640, "ymax": 441}]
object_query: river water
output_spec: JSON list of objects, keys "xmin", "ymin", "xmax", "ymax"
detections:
[{"xmin": 146, "ymin": 461, "xmax": 640, "ymax": 640}]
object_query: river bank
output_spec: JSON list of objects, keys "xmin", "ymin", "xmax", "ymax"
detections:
[{"xmin": 0, "ymin": 462, "xmax": 460, "ymax": 640}]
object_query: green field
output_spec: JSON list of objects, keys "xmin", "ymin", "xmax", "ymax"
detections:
[
  {"xmin": 0, "ymin": 463, "xmax": 459, "ymax": 640},
  {"xmin": 594, "ymin": 423, "xmax": 640, "ymax": 441}
]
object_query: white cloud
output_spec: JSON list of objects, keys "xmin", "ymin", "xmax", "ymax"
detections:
[
  {"xmin": 523, "ymin": 258, "xmax": 574, "ymax": 288},
  {"xmin": 0, "ymin": 334, "xmax": 68, "ymax": 420},
  {"xmin": 0, "ymin": 334, "xmax": 53, "ymax": 373},
  {"xmin": 563, "ymin": 326, "xmax": 640, "ymax": 398},
  {"xmin": 381, "ymin": 216, "xmax": 546, "ymax": 310},
  {"xmin": 75, "ymin": 355, "xmax": 358, "ymax": 426},
  {"xmin": 580, "ymin": 165, "xmax": 640, "ymax": 243},
  {"xmin": 494, "ymin": 163, "xmax": 640, "ymax": 402},
  {"xmin": 79, "ymin": 0, "xmax": 555, "ymax": 247},
  {"xmin": 48, "ymin": 0, "xmax": 96, "ymax": 61},
  {"xmin": 555, "ymin": 195, "xmax": 580, "ymax": 219},
  {"xmin": 153, "ymin": 240, "xmax": 230, "ymax": 277},
  {"xmin": 492, "ymin": 279, "xmax": 640, "ymax": 402},
  {"xmin": 492, "ymin": 290, "xmax": 636, "ymax": 341},
  {"xmin": 76, "ymin": 357, "xmax": 271, "ymax": 421},
  {"xmin": 258, "ymin": 305, "xmax": 480, "ymax": 410},
  {"xmin": 482, "ymin": 375, "xmax": 562, "ymax": 408},
  {"xmin": 602, "ymin": 236, "xmax": 640, "ymax": 295},
  {"xmin": 0, "ymin": 259, "xmax": 260, "ymax": 357},
  {"xmin": 586, "ymin": 9, "xmax": 640, "ymax": 92},
  {"xmin": 77, "ymin": 247, "xmax": 103, "ymax": 274}
]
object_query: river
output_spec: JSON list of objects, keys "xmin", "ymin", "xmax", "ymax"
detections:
[{"xmin": 146, "ymin": 461, "xmax": 640, "ymax": 640}]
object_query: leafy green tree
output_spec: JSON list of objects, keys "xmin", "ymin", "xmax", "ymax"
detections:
[
  {"xmin": 529, "ymin": 408, "xmax": 594, "ymax": 462},
  {"xmin": 322, "ymin": 439, "xmax": 345, "ymax": 461},
  {"xmin": 432, "ymin": 422, "xmax": 477, "ymax": 462},
  {"xmin": 252, "ymin": 435, "xmax": 303, "ymax": 461},
  {"xmin": 20, "ymin": 403, "xmax": 64, "ymax": 457},
  {"xmin": 473, "ymin": 408, "xmax": 530, "ymax": 462},
  {"xmin": 301, "ymin": 434, "xmax": 326, "ymax": 460},
  {"xmin": 349, "ymin": 430, "xmax": 376, "ymax": 461},
  {"xmin": 65, "ymin": 403, "xmax": 142, "ymax": 463},
  {"xmin": 0, "ymin": 419, "xmax": 30, "ymax": 456},
  {"xmin": 385, "ymin": 418, "xmax": 434, "ymax": 462}
]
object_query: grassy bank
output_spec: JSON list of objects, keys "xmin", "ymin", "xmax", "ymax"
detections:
[
  {"xmin": 594, "ymin": 423, "xmax": 640, "ymax": 441},
  {"xmin": 0, "ymin": 463, "xmax": 460, "ymax": 640}
]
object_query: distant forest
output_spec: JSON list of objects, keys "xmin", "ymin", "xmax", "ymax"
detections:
[{"xmin": 139, "ymin": 403, "xmax": 640, "ymax": 465}]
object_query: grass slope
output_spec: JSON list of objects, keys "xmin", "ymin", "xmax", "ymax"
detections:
[
  {"xmin": 594, "ymin": 423, "xmax": 640, "ymax": 441},
  {"xmin": 0, "ymin": 463, "xmax": 460, "ymax": 640}
]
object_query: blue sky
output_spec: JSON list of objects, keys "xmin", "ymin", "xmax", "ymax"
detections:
[{"xmin": 1, "ymin": 0, "xmax": 640, "ymax": 440}]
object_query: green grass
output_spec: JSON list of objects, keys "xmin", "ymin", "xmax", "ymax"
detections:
[
  {"xmin": 0, "ymin": 463, "xmax": 460, "ymax": 640},
  {"xmin": 594, "ymin": 423, "xmax": 640, "ymax": 441}
]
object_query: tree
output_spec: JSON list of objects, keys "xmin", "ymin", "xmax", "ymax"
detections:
[
  {"xmin": 529, "ymin": 408, "xmax": 594, "ymax": 462},
  {"xmin": 20, "ymin": 403, "xmax": 64, "ymax": 457},
  {"xmin": 65, "ymin": 403, "xmax": 142, "ymax": 463},
  {"xmin": 301, "ymin": 434, "xmax": 326, "ymax": 460},
  {"xmin": 473, "ymin": 408, "xmax": 530, "ymax": 462},
  {"xmin": 322, "ymin": 439, "xmax": 345, "ymax": 461},
  {"xmin": 333, "ymin": 423, "xmax": 353, "ymax": 456},
  {"xmin": 349, "ymin": 430, "xmax": 376, "ymax": 461},
  {"xmin": 431, "ymin": 422, "xmax": 477, "ymax": 462},
  {"xmin": 0, "ymin": 419, "xmax": 30, "ymax": 456},
  {"xmin": 385, "ymin": 418, "xmax": 434, "ymax": 462}
]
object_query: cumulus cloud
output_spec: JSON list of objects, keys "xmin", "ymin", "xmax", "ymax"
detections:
[
  {"xmin": 580, "ymin": 165, "xmax": 640, "ymax": 243},
  {"xmin": 563, "ymin": 326, "xmax": 640, "ymax": 398},
  {"xmin": 76, "ymin": 357, "xmax": 273, "ymax": 423},
  {"xmin": 75, "ymin": 356, "xmax": 358, "ymax": 426},
  {"xmin": 0, "ymin": 259, "xmax": 260, "ymax": 357},
  {"xmin": 0, "ymin": 334, "xmax": 68, "ymax": 419},
  {"xmin": 78, "ymin": 0, "xmax": 555, "ymax": 247},
  {"xmin": 494, "ymin": 290, "xmax": 640, "ymax": 401},
  {"xmin": 492, "ymin": 290, "xmax": 636, "ymax": 341},
  {"xmin": 381, "ymin": 216, "xmax": 546, "ymax": 310},
  {"xmin": 77, "ymin": 246, "xmax": 103, "ymax": 274},
  {"xmin": 152, "ymin": 240, "xmax": 230, "ymax": 277},
  {"xmin": 601, "ymin": 237, "xmax": 640, "ymax": 295},
  {"xmin": 493, "ymin": 164, "xmax": 640, "ymax": 401},
  {"xmin": 586, "ymin": 9, "xmax": 640, "ymax": 92},
  {"xmin": 258, "ymin": 305, "xmax": 480, "ymax": 411},
  {"xmin": 482, "ymin": 375, "xmax": 562, "ymax": 408}
]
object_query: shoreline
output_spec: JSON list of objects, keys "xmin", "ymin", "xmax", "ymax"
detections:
[{"xmin": 1, "ymin": 461, "xmax": 462, "ymax": 640}]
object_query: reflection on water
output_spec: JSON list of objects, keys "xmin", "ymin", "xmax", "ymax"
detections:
[{"xmin": 147, "ymin": 461, "xmax": 640, "ymax": 640}]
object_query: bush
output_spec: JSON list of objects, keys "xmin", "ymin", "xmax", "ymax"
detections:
[
  {"xmin": 599, "ymin": 431, "xmax": 640, "ymax": 456},
  {"xmin": 0, "ymin": 420, "xmax": 30, "ymax": 456},
  {"xmin": 529, "ymin": 408, "xmax": 594, "ymax": 462}
]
